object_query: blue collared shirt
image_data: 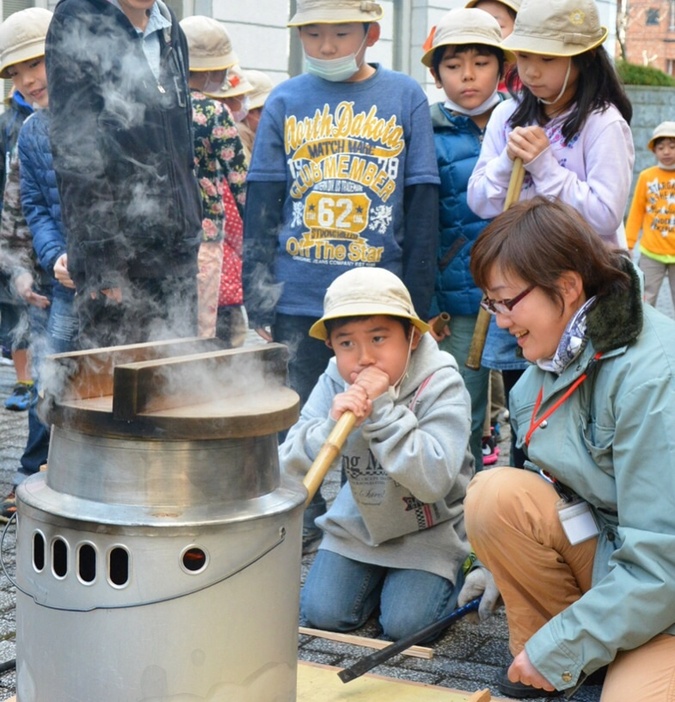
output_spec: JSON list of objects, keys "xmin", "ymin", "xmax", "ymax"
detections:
[{"xmin": 107, "ymin": 0, "xmax": 171, "ymax": 79}]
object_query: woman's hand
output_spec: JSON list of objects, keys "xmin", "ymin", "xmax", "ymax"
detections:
[
  {"xmin": 506, "ymin": 126, "xmax": 549, "ymax": 164},
  {"xmin": 255, "ymin": 326, "xmax": 273, "ymax": 342},
  {"xmin": 14, "ymin": 272, "xmax": 50, "ymax": 309},
  {"xmin": 508, "ymin": 650, "xmax": 556, "ymax": 692},
  {"xmin": 54, "ymin": 254, "xmax": 76, "ymax": 289}
]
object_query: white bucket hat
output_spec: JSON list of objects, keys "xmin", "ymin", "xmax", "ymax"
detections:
[
  {"xmin": 0, "ymin": 7, "xmax": 53, "ymax": 79},
  {"xmin": 203, "ymin": 64, "xmax": 254, "ymax": 99},
  {"xmin": 288, "ymin": 0, "xmax": 383, "ymax": 27},
  {"xmin": 309, "ymin": 268, "xmax": 429, "ymax": 340},
  {"xmin": 465, "ymin": 0, "xmax": 522, "ymax": 13},
  {"xmin": 180, "ymin": 16, "xmax": 238, "ymax": 71},
  {"xmin": 421, "ymin": 7, "xmax": 515, "ymax": 67},
  {"xmin": 647, "ymin": 121, "xmax": 675, "ymax": 151},
  {"xmin": 501, "ymin": 0, "xmax": 608, "ymax": 57},
  {"xmin": 246, "ymin": 70, "xmax": 274, "ymax": 110}
]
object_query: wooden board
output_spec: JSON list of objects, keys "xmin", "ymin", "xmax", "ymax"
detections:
[{"xmin": 297, "ymin": 662, "xmax": 505, "ymax": 701}]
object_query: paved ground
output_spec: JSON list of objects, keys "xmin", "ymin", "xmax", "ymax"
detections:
[{"xmin": 0, "ymin": 280, "xmax": 671, "ymax": 701}]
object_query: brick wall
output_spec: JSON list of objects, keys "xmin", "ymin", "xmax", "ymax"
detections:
[{"xmin": 622, "ymin": 0, "xmax": 675, "ymax": 74}]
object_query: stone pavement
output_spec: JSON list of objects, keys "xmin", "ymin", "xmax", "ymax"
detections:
[{"xmin": 0, "ymin": 281, "xmax": 671, "ymax": 701}]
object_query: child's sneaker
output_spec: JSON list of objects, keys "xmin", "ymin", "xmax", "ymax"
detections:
[
  {"xmin": 4, "ymin": 382, "xmax": 34, "ymax": 411},
  {"xmin": 481, "ymin": 427, "xmax": 501, "ymax": 466}
]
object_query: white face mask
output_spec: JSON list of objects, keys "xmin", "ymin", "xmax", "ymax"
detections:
[
  {"xmin": 444, "ymin": 89, "xmax": 501, "ymax": 118},
  {"xmin": 201, "ymin": 70, "xmax": 227, "ymax": 95},
  {"xmin": 230, "ymin": 94, "xmax": 250, "ymax": 123},
  {"xmin": 304, "ymin": 33, "xmax": 368, "ymax": 82}
]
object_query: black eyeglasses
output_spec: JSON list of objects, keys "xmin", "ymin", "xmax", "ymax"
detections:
[{"xmin": 480, "ymin": 285, "xmax": 535, "ymax": 315}]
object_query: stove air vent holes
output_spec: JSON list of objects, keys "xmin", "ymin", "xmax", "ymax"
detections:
[{"xmin": 31, "ymin": 530, "xmax": 131, "ymax": 588}]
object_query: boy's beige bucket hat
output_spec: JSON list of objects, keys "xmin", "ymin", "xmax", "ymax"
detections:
[
  {"xmin": 0, "ymin": 7, "xmax": 52, "ymax": 79},
  {"xmin": 246, "ymin": 70, "xmax": 274, "ymax": 110},
  {"xmin": 288, "ymin": 0, "xmax": 383, "ymax": 27},
  {"xmin": 309, "ymin": 268, "xmax": 430, "ymax": 340},
  {"xmin": 421, "ymin": 8, "xmax": 515, "ymax": 67},
  {"xmin": 204, "ymin": 64, "xmax": 254, "ymax": 99},
  {"xmin": 647, "ymin": 121, "xmax": 675, "ymax": 151},
  {"xmin": 465, "ymin": 0, "xmax": 522, "ymax": 14},
  {"xmin": 180, "ymin": 16, "xmax": 237, "ymax": 71},
  {"xmin": 501, "ymin": 0, "xmax": 607, "ymax": 57}
]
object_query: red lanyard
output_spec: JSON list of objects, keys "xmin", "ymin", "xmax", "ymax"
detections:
[{"xmin": 525, "ymin": 352, "xmax": 603, "ymax": 447}]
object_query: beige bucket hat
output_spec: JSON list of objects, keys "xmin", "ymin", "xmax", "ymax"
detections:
[
  {"xmin": 309, "ymin": 268, "xmax": 430, "ymax": 340},
  {"xmin": 203, "ymin": 64, "xmax": 254, "ymax": 99},
  {"xmin": 0, "ymin": 7, "xmax": 53, "ymax": 79},
  {"xmin": 180, "ymin": 16, "xmax": 238, "ymax": 71},
  {"xmin": 421, "ymin": 7, "xmax": 515, "ymax": 67},
  {"xmin": 465, "ymin": 0, "xmax": 522, "ymax": 13},
  {"xmin": 288, "ymin": 0, "xmax": 384, "ymax": 27},
  {"xmin": 246, "ymin": 70, "xmax": 274, "ymax": 110},
  {"xmin": 647, "ymin": 121, "xmax": 675, "ymax": 151},
  {"xmin": 501, "ymin": 0, "xmax": 607, "ymax": 57}
]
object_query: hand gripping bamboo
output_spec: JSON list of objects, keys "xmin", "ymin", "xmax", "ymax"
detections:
[
  {"xmin": 430, "ymin": 311, "xmax": 451, "ymax": 336},
  {"xmin": 302, "ymin": 411, "xmax": 356, "ymax": 506},
  {"xmin": 465, "ymin": 157, "xmax": 525, "ymax": 370}
]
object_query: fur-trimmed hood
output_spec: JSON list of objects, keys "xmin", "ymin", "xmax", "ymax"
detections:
[{"xmin": 586, "ymin": 256, "xmax": 643, "ymax": 353}]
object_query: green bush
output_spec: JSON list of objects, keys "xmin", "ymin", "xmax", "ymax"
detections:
[{"xmin": 616, "ymin": 60, "xmax": 675, "ymax": 86}]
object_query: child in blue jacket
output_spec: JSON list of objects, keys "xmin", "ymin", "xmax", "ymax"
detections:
[{"xmin": 423, "ymin": 8, "xmax": 512, "ymax": 469}]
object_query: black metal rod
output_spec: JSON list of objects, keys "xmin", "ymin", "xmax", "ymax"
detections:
[{"xmin": 337, "ymin": 596, "xmax": 481, "ymax": 683}]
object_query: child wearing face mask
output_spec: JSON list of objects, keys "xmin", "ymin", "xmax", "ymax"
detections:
[
  {"xmin": 423, "ymin": 8, "xmax": 513, "ymax": 472},
  {"xmin": 280, "ymin": 267, "xmax": 483, "ymax": 640},
  {"xmin": 243, "ymin": 0, "xmax": 440, "ymax": 553},
  {"xmin": 466, "ymin": 0, "xmax": 634, "ymax": 470}
]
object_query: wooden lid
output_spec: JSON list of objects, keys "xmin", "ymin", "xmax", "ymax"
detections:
[{"xmin": 42, "ymin": 339, "xmax": 300, "ymax": 439}]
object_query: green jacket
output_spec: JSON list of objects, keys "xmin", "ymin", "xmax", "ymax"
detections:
[{"xmin": 510, "ymin": 261, "xmax": 675, "ymax": 691}]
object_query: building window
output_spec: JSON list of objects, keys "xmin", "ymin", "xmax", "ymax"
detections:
[
  {"xmin": 646, "ymin": 7, "xmax": 660, "ymax": 25},
  {"xmin": 670, "ymin": 0, "xmax": 675, "ymax": 30},
  {"xmin": 667, "ymin": 59, "xmax": 675, "ymax": 76}
]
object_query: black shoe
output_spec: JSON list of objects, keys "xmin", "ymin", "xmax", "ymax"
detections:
[{"xmin": 497, "ymin": 668, "xmax": 561, "ymax": 699}]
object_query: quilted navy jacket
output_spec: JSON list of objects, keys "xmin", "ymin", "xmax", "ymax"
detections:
[
  {"xmin": 430, "ymin": 101, "xmax": 495, "ymax": 318},
  {"xmin": 18, "ymin": 109, "xmax": 73, "ymax": 301}
]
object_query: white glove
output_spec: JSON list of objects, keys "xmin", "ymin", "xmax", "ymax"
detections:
[{"xmin": 457, "ymin": 566, "xmax": 502, "ymax": 623}]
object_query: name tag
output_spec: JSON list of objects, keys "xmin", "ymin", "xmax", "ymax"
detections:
[{"xmin": 557, "ymin": 499, "xmax": 599, "ymax": 545}]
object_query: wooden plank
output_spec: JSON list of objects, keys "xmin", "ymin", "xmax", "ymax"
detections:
[
  {"xmin": 299, "ymin": 626, "xmax": 434, "ymax": 659},
  {"xmin": 468, "ymin": 690, "xmax": 492, "ymax": 702},
  {"xmin": 44, "ymin": 337, "xmax": 225, "ymax": 401},
  {"xmin": 298, "ymin": 661, "xmax": 508, "ymax": 701},
  {"xmin": 112, "ymin": 343, "xmax": 290, "ymax": 420}
]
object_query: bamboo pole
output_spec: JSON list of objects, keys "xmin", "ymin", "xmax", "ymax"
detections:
[
  {"xmin": 430, "ymin": 311, "xmax": 451, "ymax": 336},
  {"xmin": 302, "ymin": 411, "xmax": 356, "ymax": 506},
  {"xmin": 465, "ymin": 157, "xmax": 525, "ymax": 370}
]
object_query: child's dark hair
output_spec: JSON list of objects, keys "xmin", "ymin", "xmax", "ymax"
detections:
[
  {"xmin": 432, "ymin": 43, "xmax": 505, "ymax": 80},
  {"xmin": 325, "ymin": 315, "xmax": 412, "ymax": 339},
  {"xmin": 470, "ymin": 196, "xmax": 631, "ymax": 309},
  {"xmin": 506, "ymin": 47, "xmax": 633, "ymax": 144},
  {"xmin": 653, "ymin": 136, "xmax": 675, "ymax": 150}
]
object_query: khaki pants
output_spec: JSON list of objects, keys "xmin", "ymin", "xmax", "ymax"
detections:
[{"xmin": 465, "ymin": 467, "xmax": 675, "ymax": 702}]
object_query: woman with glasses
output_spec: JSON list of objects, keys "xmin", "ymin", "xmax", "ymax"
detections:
[{"xmin": 464, "ymin": 196, "xmax": 675, "ymax": 701}]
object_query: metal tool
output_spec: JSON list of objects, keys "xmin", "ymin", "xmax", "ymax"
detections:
[{"xmin": 337, "ymin": 596, "xmax": 481, "ymax": 683}]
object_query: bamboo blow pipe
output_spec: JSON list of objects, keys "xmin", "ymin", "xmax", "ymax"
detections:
[
  {"xmin": 465, "ymin": 157, "xmax": 525, "ymax": 370},
  {"xmin": 302, "ymin": 410, "xmax": 356, "ymax": 506},
  {"xmin": 430, "ymin": 311, "xmax": 451, "ymax": 336}
]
